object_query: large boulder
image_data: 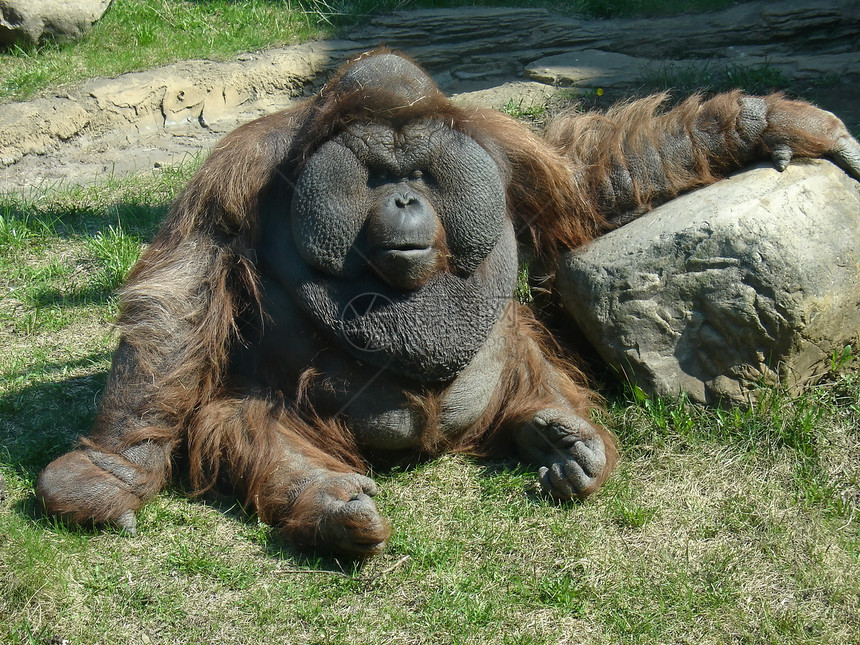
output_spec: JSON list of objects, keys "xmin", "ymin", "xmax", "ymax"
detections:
[
  {"xmin": 556, "ymin": 159, "xmax": 860, "ymax": 405},
  {"xmin": 0, "ymin": 0, "xmax": 112, "ymax": 46}
]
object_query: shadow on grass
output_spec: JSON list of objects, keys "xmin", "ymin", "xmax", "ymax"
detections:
[
  {"xmin": 26, "ymin": 282, "xmax": 118, "ymax": 308},
  {"xmin": 0, "ymin": 370, "xmax": 108, "ymax": 477},
  {"xmin": 265, "ymin": 536, "xmax": 373, "ymax": 575},
  {"xmin": 1, "ymin": 367, "xmax": 107, "ymax": 528},
  {"xmin": 0, "ymin": 197, "xmax": 170, "ymax": 244}
]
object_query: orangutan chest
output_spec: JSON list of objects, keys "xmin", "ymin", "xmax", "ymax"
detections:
[
  {"xmin": 303, "ymin": 332, "xmax": 506, "ymax": 451},
  {"xmin": 244, "ymin": 275, "xmax": 511, "ymax": 450}
]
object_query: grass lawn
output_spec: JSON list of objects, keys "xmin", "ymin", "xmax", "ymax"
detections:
[
  {"xmin": 1, "ymin": 156, "xmax": 858, "ymax": 645},
  {"xmin": 1, "ymin": 1, "xmax": 858, "ymax": 643}
]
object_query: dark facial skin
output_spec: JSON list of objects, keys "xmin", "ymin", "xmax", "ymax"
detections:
[{"xmin": 261, "ymin": 118, "xmax": 518, "ymax": 382}]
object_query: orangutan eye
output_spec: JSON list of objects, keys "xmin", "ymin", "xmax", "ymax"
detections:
[{"xmin": 367, "ymin": 168, "xmax": 392, "ymax": 187}]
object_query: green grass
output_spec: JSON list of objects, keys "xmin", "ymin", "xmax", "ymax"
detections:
[
  {"xmin": 86, "ymin": 224, "xmax": 143, "ymax": 294},
  {"xmin": 0, "ymin": 162, "xmax": 858, "ymax": 644},
  {"xmin": 0, "ymin": 0, "xmax": 330, "ymax": 103},
  {"xmin": 0, "ymin": 0, "xmax": 753, "ymax": 103}
]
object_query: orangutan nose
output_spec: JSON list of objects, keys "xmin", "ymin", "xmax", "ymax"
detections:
[{"xmin": 367, "ymin": 188, "xmax": 441, "ymax": 289}]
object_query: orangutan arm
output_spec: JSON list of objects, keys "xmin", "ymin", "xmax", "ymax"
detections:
[{"xmin": 545, "ymin": 91, "xmax": 860, "ymax": 229}]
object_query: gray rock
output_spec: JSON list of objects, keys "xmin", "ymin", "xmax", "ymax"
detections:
[
  {"xmin": 0, "ymin": 40, "xmax": 364, "ymax": 177},
  {"xmin": 451, "ymin": 81, "xmax": 563, "ymax": 110},
  {"xmin": 525, "ymin": 50, "xmax": 655, "ymax": 89},
  {"xmin": 0, "ymin": 0, "xmax": 112, "ymax": 46},
  {"xmin": 556, "ymin": 160, "xmax": 860, "ymax": 404},
  {"xmin": 359, "ymin": 1, "xmax": 859, "ymax": 74}
]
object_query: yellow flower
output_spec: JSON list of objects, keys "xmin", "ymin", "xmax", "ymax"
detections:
[{"xmin": 597, "ymin": 88, "xmax": 604, "ymax": 96}]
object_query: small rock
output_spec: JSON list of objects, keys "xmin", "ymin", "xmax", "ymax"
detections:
[
  {"xmin": 0, "ymin": 0, "xmax": 113, "ymax": 47},
  {"xmin": 451, "ymin": 81, "xmax": 562, "ymax": 111},
  {"xmin": 525, "ymin": 49, "xmax": 653, "ymax": 89}
]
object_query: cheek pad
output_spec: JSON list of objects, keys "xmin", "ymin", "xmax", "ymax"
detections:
[
  {"xmin": 291, "ymin": 141, "xmax": 369, "ymax": 277},
  {"xmin": 426, "ymin": 130, "xmax": 507, "ymax": 275}
]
